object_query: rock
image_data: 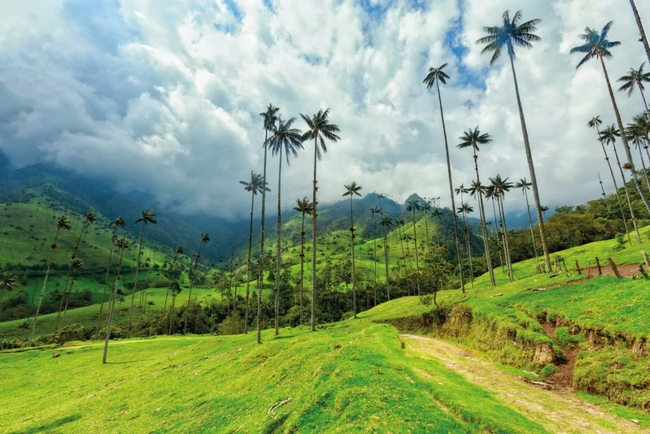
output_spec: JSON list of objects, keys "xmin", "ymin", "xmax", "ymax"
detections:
[{"xmin": 52, "ymin": 352, "xmax": 60, "ymax": 358}]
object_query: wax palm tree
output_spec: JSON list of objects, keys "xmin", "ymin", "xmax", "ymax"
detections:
[
  {"xmin": 294, "ymin": 197, "xmax": 313, "ymax": 325},
  {"xmin": 631, "ymin": 112, "xmax": 650, "ymax": 166},
  {"xmin": 477, "ymin": 9, "xmax": 551, "ymax": 272},
  {"xmin": 240, "ymin": 171, "xmax": 269, "ymax": 333},
  {"xmin": 406, "ymin": 199, "xmax": 422, "ymax": 295},
  {"xmin": 370, "ymin": 206, "xmax": 381, "ymax": 305},
  {"xmin": 588, "ymin": 116, "xmax": 631, "ymax": 245},
  {"xmin": 342, "ymin": 181, "xmax": 362, "ymax": 317},
  {"xmin": 257, "ymin": 103, "xmax": 279, "ymax": 344},
  {"xmin": 420, "ymin": 201, "xmax": 432, "ymax": 251},
  {"xmin": 61, "ymin": 257, "xmax": 84, "ymax": 324},
  {"xmin": 395, "ymin": 217, "xmax": 408, "ymax": 276},
  {"xmin": 618, "ymin": 63, "xmax": 650, "ymax": 112},
  {"xmin": 423, "ymin": 62, "xmax": 465, "ymax": 292},
  {"xmin": 489, "ymin": 174, "xmax": 514, "ymax": 282},
  {"xmin": 600, "ymin": 125, "xmax": 640, "ymax": 242},
  {"xmin": 483, "ymin": 185, "xmax": 504, "ymax": 269},
  {"xmin": 31, "ymin": 214, "xmax": 71, "ymax": 340},
  {"xmin": 266, "ymin": 117, "xmax": 304, "ymax": 335},
  {"xmin": 0, "ymin": 272, "xmax": 20, "ymax": 313},
  {"xmin": 184, "ymin": 232, "xmax": 210, "ymax": 334},
  {"xmin": 379, "ymin": 215, "xmax": 393, "ymax": 300},
  {"xmin": 163, "ymin": 246, "xmax": 183, "ymax": 314},
  {"xmin": 514, "ymin": 178, "xmax": 541, "ymax": 266},
  {"xmin": 97, "ymin": 217, "xmax": 125, "ymax": 333},
  {"xmin": 103, "ymin": 236, "xmax": 129, "ymax": 364},
  {"xmin": 626, "ymin": 121, "xmax": 650, "ymax": 190},
  {"xmin": 456, "ymin": 203, "xmax": 474, "ymax": 285},
  {"xmin": 55, "ymin": 210, "xmax": 95, "ymax": 332},
  {"xmin": 127, "ymin": 209, "xmax": 157, "ymax": 337},
  {"xmin": 457, "ymin": 127, "xmax": 495, "ymax": 285},
  {"xmin": 300, "ymin": 108, "xmax": 341, "ymax": 331},
  {"xmin": 571, "ymin": 21, "xmax": 650, "ymax": 214},
  {"xmin": 628, "ymin": 0, "xmax": 650, "ymax": 64}
]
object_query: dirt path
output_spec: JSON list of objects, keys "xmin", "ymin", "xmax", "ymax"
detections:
[{"xmin": 401, "ymin": 334, "xmax": 647, "ymax": 434}]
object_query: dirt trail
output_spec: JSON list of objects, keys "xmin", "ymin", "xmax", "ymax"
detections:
[{"xmin": 401, "ymin": 334, "xmax": 647, "ymax": 434}]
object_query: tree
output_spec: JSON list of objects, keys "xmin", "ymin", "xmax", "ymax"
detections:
[
  {"xmin": 599, "ymin": 124, "xmax": 641, "ymax": 242},
  {"xmin": 588, "ymin": 116, "xmax": 631, "ymax": 245},
  {"xmin": 571, "ymin": 21, "xmax": 650, "ymax": 214},
  {"xmin": 423, "ymin": 63, "xmax": 465, "ymax": 292},
  {"xmin": 127, "ymin": 209, "xmax": 157, "ymax": 337},
  {"xmin": 54, "ymin": 210, "xmax": 95, "ymax": 332},
  {"xmin": 379, "ymin": 215, "xmax": 393, "ymax": 300},
  {"xmin": 456, "ymin": 202, "xmax": 474, "ymax": 285},
  {"xmin": 163, "ymin": 246, "xmax": 183, "ymax": 314},
  {"xmin": 184, "ymin": 232, "xmax": 210, "ymax": 334},
  {"xmin": 477, "ymin": 9, "xmax": 551, "ymax": 273},
  {"xmin": 420, "ymin": 201, "xmax": 432, "ymax": 251},
  {"xmin": 300, "ymin": 108, "xmax": 341, "ymax": 331},
  {"xmin": 370, "ymin": 206, "xmax": 381, "ymax": 306},
  {"xmin": 97, "ymin": 217, "xmax": 125, "ymax": 333},
  {"xmin": 31, "ymin": 214, "xmax": 71, "ymax": 341},
  {"xmin": 294, "ymin": 197, "xmax": 313, "ymax": 325},
  {"xmin": 267, "ymin": 117, "xmax": 304, "ymax": 335},
  {"xmin": 457, "ymin": 127, "xmax": 495, "ymax": 285},
  {"xmin": 406, "ymin": 199, "xmax": 422, "ymax": 295},
  {"xmin": 240, "ymin": 172, "xmax": 269, "ymax": 333},
  {"xmin": 618, "ymin": 62, "xmax": 650, "ymax": 112},
  {"xmin": 103, "ymin": 236, "xmax": 129, "ymax": 364},
  {"xmin": 514, "ymin": 178, "xmax": 541, "ymax": 266},
  {"xmin": 626, "ymin": 119, "xmax": 650, "ymax": 190},
  {"xmin": 488, "ymin": 174, "xmax": 514, "ymax": 282},
  {"xmin": 395, "ymin": 218, "xmax": 408, "ymax": 277},
  {"xmin": 343, "ymin": 181, "xmax": 362, "ymax": 318},
  {"xmin": 257, "ymin": 103, "xmax": 280, "ymax": 344},
  {"xmin": 628, "ymin": 0, "xmax": 650, "ymax": 65},
  {"xmin": 0, "ymin": 272, "xmax": 20, "ymax": 313}
]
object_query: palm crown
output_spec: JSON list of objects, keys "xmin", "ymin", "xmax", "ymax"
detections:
[
  {"xmin": 587, "ymin": 115, "xmax": 603, "ymax": 130},
  {"xmin": 343, "ymin": 181, "xmax": 362, "ymax": 198},
  {"xmin": 618, "ymin": 62, "xmax": 650, "ymax": 96},
  {"xmin": 599, "ymin": 124, "xmax": 621, "ymax": 146},
  {"xmin": 423, "ymin": 63, "xmax": 450, "ymax": 88},
  {"xmin": 457, "ymin": 127, "xmax": 492, "ymax": 151},
  {"xmin": 300, "ymin": 109, "xmax": 341, "ymax": 160},
  {"xmin": 294, "ymin": 197, "xmax": 313, "ymax": 215},
  {"xmin": 476, "ymin": 10, "xmax": 541, "ymax": 65},
  {"xmin": 240, "ymin": 172, "xmax": 270, "ymax": 195},
  {"xmin": 136, "ymin": 209, "xmax": 157, "ymax": 226},
  {"xmin": 260, "ymin": 103, "xmax": 280, "ymax": 132},
  {"xmin": 266, "ymin": 117, "xmax": 304, "ymax": 164},
  {"xmin": 570, "ymin": 21, "xmax": 620, "ymax": 69}
]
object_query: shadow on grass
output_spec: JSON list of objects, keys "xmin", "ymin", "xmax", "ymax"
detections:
[{"xmin": 14, "ymin": 414, "xmax": 82, "ymax": 433}]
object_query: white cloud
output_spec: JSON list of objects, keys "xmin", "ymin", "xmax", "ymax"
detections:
[{"xmin": 0, "ymin": 0, "xmax": 649, "ymax": 220}]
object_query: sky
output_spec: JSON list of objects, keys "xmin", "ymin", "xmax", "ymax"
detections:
[{"xmin": 1, "ymin": 0, "xmax": 649, "ymax": 220}]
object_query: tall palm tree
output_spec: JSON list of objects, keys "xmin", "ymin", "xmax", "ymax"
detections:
[
  {"xmin": 477, "ymin": 9, "xmax": 551, "ymax": 273},
  {"xmin": 267, "ymin": 117, "xmax": 304, "ymax": 335},
  {"xmin": 597, "ymin": 172, "xmax": 611, "ymax": 212},
  {"xmin": 379, "ymin": 215, "xmax": 393, "ymax": 300},
  {"xmin": 184, "ymin": 232, "xmax": 210, "ymax": 334},
  {"xmin": 343, "ymin": 182, "xmax": 362, "ymax": 317},
  {"xmin": 103, "ymin": 236, "xmax": 129, "ymax": 364},
  {"xmin": 97, "ymin": 217, "xmax": 125, "ymax": 333},
  {"xmin": 420, "ymin": 201, "xmax": 432, "ymax": 252},
  {"xmin": 294, "ymin": 197, "xmax": 313, "ymax": 325},
  {"xmin": 631, "ymin": 112, "xmax": 650, "ymax": 167},
  {"xmin": 571, "ymin": 21, "xmax": 650, "ymax": 214},
  {"xmin": 514, "ymin": 178, "xmax": 540, "ymax": 266},
  {"xmin": 483, "ymin": 185, "xmax": 504, "ymax": 269},
  {"xmin": 127, "ymin": 209, "xmax": 157, "ymax": 337},
  {"xmin": 31, "ymin": 214, "xmax": 71, "ymax": 340},
  {"xmin": 489, "ymin": 175, "xmax": 514, "ymax": 282},
  {"xmin": 0, "ymin": 272, "xmax": 20, "ymax": 313},
  {"xmin": 405, "ymin": 199, "xmax": 422, "ymax": 295},
  {"xmin": 395, "ymin": 217, "xmax": 408, "ymax": 276},
  {"xmin": 257, "ymin": 103, "xmax": 280, "ymax": 344},
  {"xmin": 61, "ymin": 258, "xmax": 84, "ymax": 324},
  {"xmin": 300, "ymin": 108, "xmax": 341, "ymax": 331},
  {"xmin": 600, "ymin": 125, "xmax": 641, "ymax": 242},
  {"xmin": 370, "ymin": 206, "xmax": 381, "ymax": 305},
  {"xmin": 626, "ymin": 120, "xmax": 650, "ymax": 190},
  {"xmin": 457, "ymin": 127, "xmax": 495, "ymax": 285},
  {"xmin": 628, "ymin": 0, "xmax": 650, "ymax": 65},
  {"xmin": 55, "ymin": 210, "xmax": 95, "ymax": 332},
  {"xmin": 163, "ymin": 246, "xmax": 183, "ymax": 316},
  {"xmin": 456, "ymin": 202, "xmax": 474, "ymax": 285},
  {"xmin": 423, "ymin": 63, "xmax": 465, "ymax": 292},
  {"xmin": 588, "ymin": 116, "xmax": 631, "ymax": 245},
  {"xmin": 618, "ymin": 63, "xmax": 650, "ymax": 112},
  {"xmin": 240, "ymin": 172, "xmax": 269, "ymax": 333}
]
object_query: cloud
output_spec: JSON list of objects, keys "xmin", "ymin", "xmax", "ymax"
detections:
[{"xmin": 0, "ymin": 0, "xmax": 649, "ymax": 220}]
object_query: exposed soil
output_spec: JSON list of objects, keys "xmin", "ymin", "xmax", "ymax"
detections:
[
  {"xmin": 583, "ymin": 263, "xmax": 645, "ymax": 279},
  {"xmin": 541, "ymin": 322, "xmax": 578, "ymax": 391},
  {"xmin": 401, "ymin": 334, "xmax": 648, "ymax": 434}
]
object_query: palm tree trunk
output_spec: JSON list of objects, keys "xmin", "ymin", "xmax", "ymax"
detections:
[
  {"xmin": 411, "ymin": 210, "xmax": 420, "ymax": 295},
  {"xmin": 473, "ymin": 149, "xmax": 495, "ymax": 286},
  {"xmin": 257, "ymin": 134, "xmax": 269, "ymax": 343},
  {"xmin": 127, "ymin": 225, "xmax": 146, "ymax": 337},
  {"xmin": 382, "ymin": 229, "xmax": 391, "ymax": 300},
  {"xmin": 244, "ymin": 189, "xmax": 255, "ymax": 333},
  {"xmin": 498, "ymin": 196, "xmax": 514, "ymax": 282},
  {"xmin": 311, "ymin": 138, "xmax": 318, "ymax": 332},
  {"xmin": 299, "ymin": 214, "xmax": 306, "ymax": 325},
  {"xmin": 436, "ymin": 80, "xmax": 465, "ymax": 292},
  {"xmin": 629, "ymin": 0, "xmax": 650, "ymax": 65},
  {"xmin": 461, "ymin": 211, "xmax": 474, "ymax": 286},
  {"xmin": 610, "ymin": 139, "xmax": 641, "ymax": 242},
  {"xmin": 55, "ymin": 223, "xmax": 87, "ymax": 332},
  {"xmin": 600, "ymin": 56, "xmax": 650, "ymax": 215},
  {"xmin": 491, "ymin": 198, "xmax": 504, "ymax": 268},
  {"xmin": 349, "ymin": 197, "xmax": 357, "ymax": 317},
  {"xmin": 637, "ymin": 144, "xmax": 650, "ymax": 190},
  {"xmin": 103, "ymin": 247, "xmax": 125, "ymax": 364},
  {"xmin": 275, "ymin": 150, "xmax": 283, "ymax": 336},
  {"xmin": 31, "ymin": 228, "xmax": 61, "ymax": 341},
  {"xmin": 97, "ymin": 228, "xmax": 117, "ymax": 333},
  {"xmin": 637, "ymin": 83, "xmax": 650, "ymax": 113},
  {"xmin": 522, "ymin": 189, "xmax": 540, "ymax": 268},
  {"xmin": 597, "ymin": 126, "xmax": 632, "ymax": 245},
  {"xmin": 398, "ymin": 224, "xmax": 407, "ymax": 278},
  {"xmin": 508, "ymin": 56, "xmax": 551, "ymax": 272},
  {"xmin": 372, "ymin": 223, "xmax": 377, "ymax": 306}
]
